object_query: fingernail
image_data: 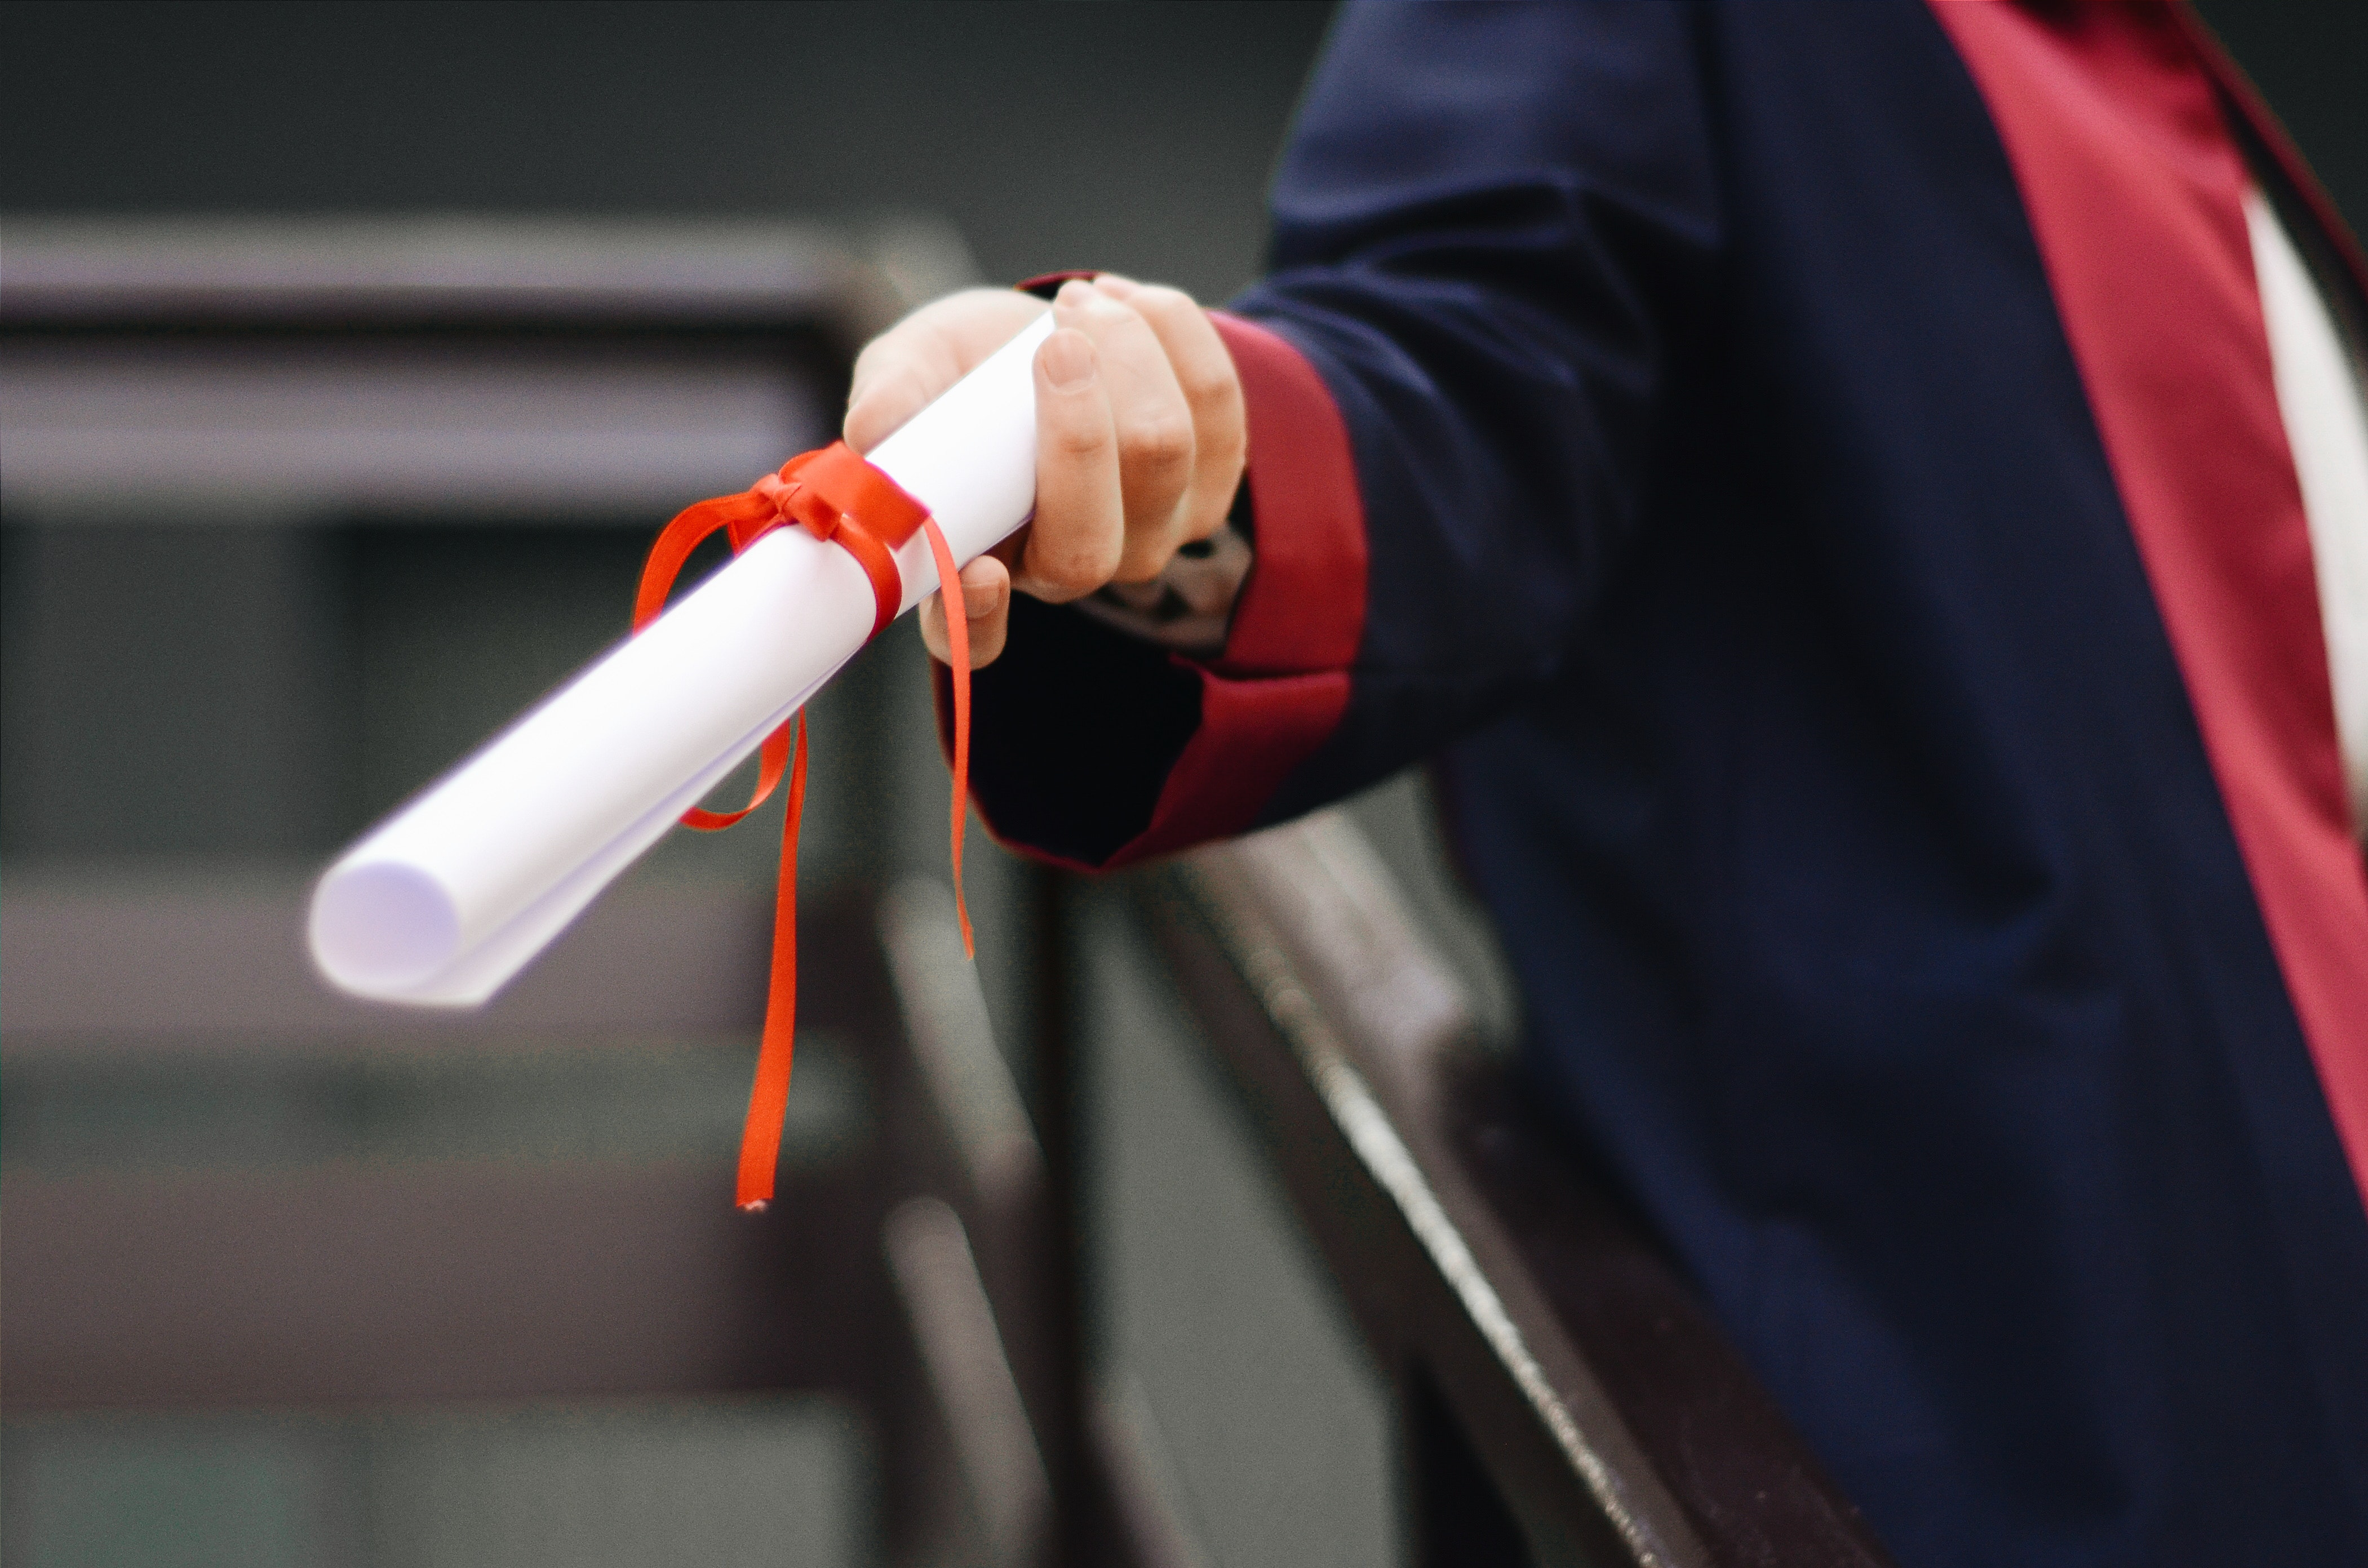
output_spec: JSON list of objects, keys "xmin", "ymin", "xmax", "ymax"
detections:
[
  {"xmin": 1055, "ymin": 277, "xmax": 1097, "ymax": 311},
  {"xmin": 1042, "ymin": 329, "xmax": 1096, "ymax": 392}
]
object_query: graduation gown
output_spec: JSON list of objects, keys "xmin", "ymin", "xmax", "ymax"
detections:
[{"xmin": 960, "ymin": 3, "xmax": 2368, "ymax": 1561}]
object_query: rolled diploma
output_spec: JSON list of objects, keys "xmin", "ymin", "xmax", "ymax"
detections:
[{"xmin": 309, "ymin": 310, "xmax": 1057, "ymax": 1005}]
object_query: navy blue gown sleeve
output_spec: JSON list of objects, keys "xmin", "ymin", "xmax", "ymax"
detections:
[{"xmin": 958, "ymin": 0, "xmax": 1721, "ymax": 867}]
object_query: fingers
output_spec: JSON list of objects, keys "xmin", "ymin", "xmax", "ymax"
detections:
[
  {"xmin": 846, "ymin": 288, "xmax": 1048, "ymax": 454},
  {"xmin": 1095, "ymin": 276, "xmax": 1247, "ymax": 548},
  {"xmin": 864, "ymin": 274, "xmax": 1246, "ymax": 669},
  {"xmin": 1045, "ymin": 279, "xmax": 1197, "ymax": 580},
  {"xmin": 1018, "ymin": 322, "xmax": 1124, "ymax": 601},
  {"xmin": 919, "ymin": 554, "xmax": 1012, "ymax": 669}
]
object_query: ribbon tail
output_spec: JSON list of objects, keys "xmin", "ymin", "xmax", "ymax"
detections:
[
  {"xmin": 920, "ymin": 517, "xmax": 975, "ymax": 960},
  {"xmin": 735, "ymin": 711, "xmax": 809, "ymax": 1211},
  {"xmin": 684, "ymin": 717, "xmax": 791, "ymax": 832},
  {"xmin": 642, "ymin": 442, "xmax": 944, "ymax": 1209}
]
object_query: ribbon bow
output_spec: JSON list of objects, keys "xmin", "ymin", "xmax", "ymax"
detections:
[{"xmin": 635, "ymin": 439, "xmax": 974, "ymax": 1210}]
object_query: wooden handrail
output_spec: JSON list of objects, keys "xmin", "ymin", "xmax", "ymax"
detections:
[{"xmin": 1140, "ymin": 810, "xmax": 1896, "ymax": 1568}]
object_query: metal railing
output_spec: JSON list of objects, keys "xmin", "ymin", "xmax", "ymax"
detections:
[{"xmin": 1141, "ymin": 811, "xmax": 1896, "ymax": 1568}]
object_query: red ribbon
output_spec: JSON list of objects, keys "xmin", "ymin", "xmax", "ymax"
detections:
[{"xmin": 633, "ymin": 439, "xmax": 973, "ymax": 1210}]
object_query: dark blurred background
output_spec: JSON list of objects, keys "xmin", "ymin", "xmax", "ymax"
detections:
[
  {"xmin": 0, "ymin": 1, "xmax": 2358, "ymax": 297},
  {"xmin": 0, "ymin": 0, "xmax": 1340, "ymax": 306},
  {"xmin": 2, "ymin": 4, "xmax": 2360, "ymax": 1567}
]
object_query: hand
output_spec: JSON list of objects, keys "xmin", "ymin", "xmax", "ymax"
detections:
[{"xmin": 843, "ymin": 275, "xmax": 1247, "ymax": 668}]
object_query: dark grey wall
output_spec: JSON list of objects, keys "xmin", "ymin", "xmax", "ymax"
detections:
[
  {"xmin": 2, "ymin": 1, "xmax": 2360, "ymax": 304},
  {"xmin": 2194, "ymin": 0, "xmax": 2367, "ymax": 234},
  {"xmin": 0, "ymin": 0, "xmax": 1340, "ymax": 307}
]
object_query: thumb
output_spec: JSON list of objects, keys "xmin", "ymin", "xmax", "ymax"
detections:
[{"xmin": 918, "ymin": 554, "xmax": 1012, "ymax": 669}]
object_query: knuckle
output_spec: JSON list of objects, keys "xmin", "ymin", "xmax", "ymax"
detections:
[
  {"xmin": 848, "ymin": 347, "xmax": 899, "ymax": 401},
  {"xmin": 1051, "ymin": 417, "xmax": 1112, "ymax": 461},
  {"xmin": 1121, "ymin": 409, "xmax": 1195, "ymax": 472},
  {"xmin": 1032, "ymin": 563, "xmax": 1093, "ymax": 600},
  {"xmin": 1114, "ymin": 543, "xmax": 1176, "ymax": 584},
  {"xmin": 1073, "ymin": 292, "xmax": 1134, "ymax": 331},
  {"xmin": 1181, "ymin": 367, "xmax": 1242, "ymax": 423},
  {"xmin": 1132, "ymin": 284, "xmax": 1194, "ymax": 322},
  {"xmin": 1038, "ymin": 535, "xmax": 1120, "ymax": 597}
]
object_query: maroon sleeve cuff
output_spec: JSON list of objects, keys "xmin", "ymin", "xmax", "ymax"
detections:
[
  {"xmin": 1208, "ymin": 313, "xmax": 1370, "ymax": 677},
  {"xmin": 1082, "ymin": 312, "xmax": 1369, "ymax": 864}
]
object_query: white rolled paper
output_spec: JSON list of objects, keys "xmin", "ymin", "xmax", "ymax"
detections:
[{"xmin": 310, "ymin": 311, "xmax": 1056, "ymax": 1005}]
